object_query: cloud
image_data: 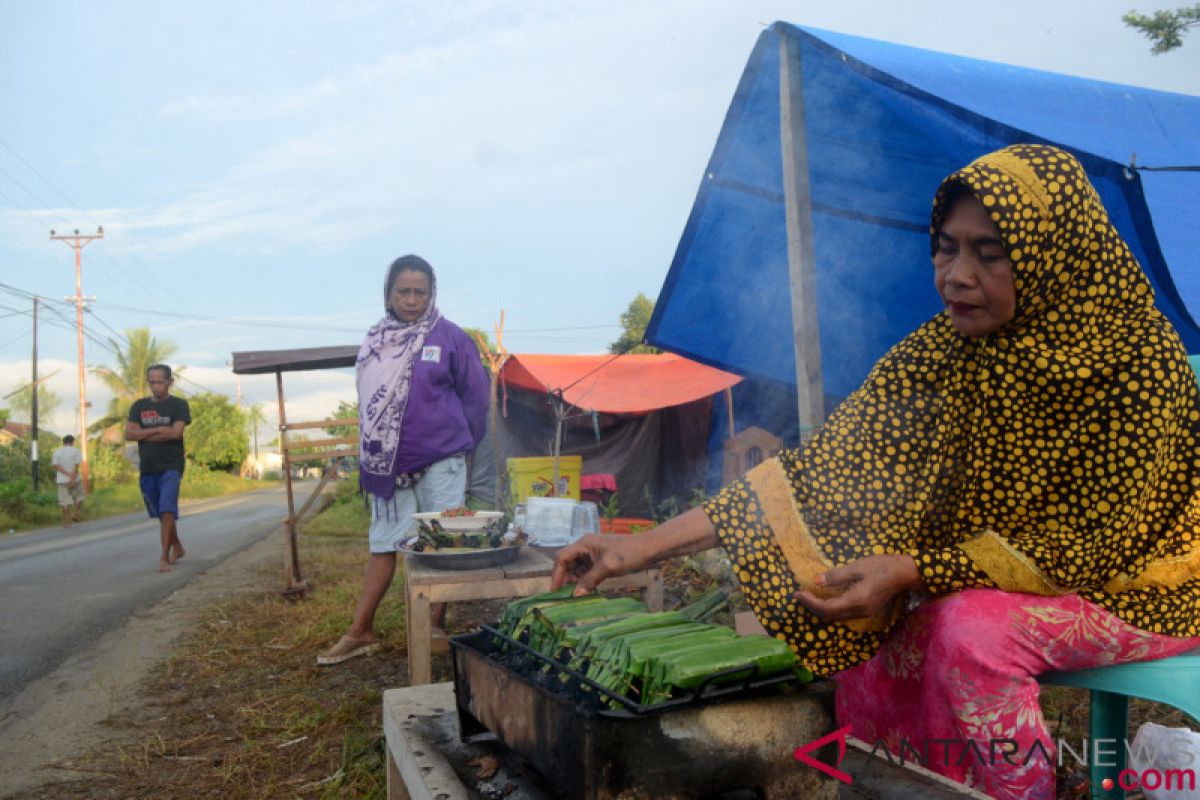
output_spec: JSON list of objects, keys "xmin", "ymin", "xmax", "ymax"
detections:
[{"xmin": 63, "ymin": 2, "xmax": 712, "ymax": 260}]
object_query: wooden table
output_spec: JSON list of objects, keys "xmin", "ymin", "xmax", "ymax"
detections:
[{"xmin": 402, "ymin": 546, "xmax": 663, "ymax": 685}]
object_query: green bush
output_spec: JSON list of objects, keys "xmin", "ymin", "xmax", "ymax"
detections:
[
  {"xmin": 89, "ymin": 443, "xmax": 136, "ymax": 485},
  {"xmin": 0, "ymin": 435, "xmax": 59, "ymax": 487},
  {"xmin": 0, "ymin": 478, "xmax": 57, "ymax": 522}
]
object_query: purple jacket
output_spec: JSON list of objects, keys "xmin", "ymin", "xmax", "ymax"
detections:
[{"xmin": 387, "ymin": 318, "xmax": 489, "ymax": 478}]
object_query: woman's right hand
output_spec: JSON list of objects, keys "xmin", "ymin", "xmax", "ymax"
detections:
[
  {"xmin": 551, "ymin": 534, "xmax": 649, "ymax": 595},
  {"xmin": 550, "ymin": 506, "xmax": 720, "ymax": 595}
]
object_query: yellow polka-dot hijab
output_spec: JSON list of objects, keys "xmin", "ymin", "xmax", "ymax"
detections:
[{"xmin": 706, "ymin": 144, "xmax": 1200, "ymax": 674}]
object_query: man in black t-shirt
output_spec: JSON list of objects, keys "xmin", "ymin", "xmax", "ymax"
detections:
[{"xmin": 126, "ymin": 364, "xmax": 191, "ymax": 572}]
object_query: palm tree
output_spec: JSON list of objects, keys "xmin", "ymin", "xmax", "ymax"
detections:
[{"xmin": 90, "ymin": 327, "xmax": 179, "ymax": 439}]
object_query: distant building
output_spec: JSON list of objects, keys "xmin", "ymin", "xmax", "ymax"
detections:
[
  {"xmin": 0, "ymin": 421, "xmax": 32, "ymax": 446},
  {"xmin": 243, "ymin": 450, "xmax": 284, "ymax": 478}
]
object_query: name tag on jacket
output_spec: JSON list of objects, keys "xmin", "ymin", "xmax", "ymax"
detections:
[{"xmin": 421, "ymin": 346, "xmax": 442, "ymax": 363}]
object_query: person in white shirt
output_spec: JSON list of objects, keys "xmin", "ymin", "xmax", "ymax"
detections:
[{"xmin": 51, "ymin": 434, "xmax": 84, "ymax": 527}]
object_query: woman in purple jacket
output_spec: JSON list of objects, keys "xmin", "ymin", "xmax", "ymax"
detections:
[{"xmin": 318, "ymin": 254, "xmax": 490, "ymax": 665}]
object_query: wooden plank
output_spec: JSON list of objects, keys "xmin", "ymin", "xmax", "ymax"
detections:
[
  {"xmin": 286, "ymin": 448, "xmax": 358, "ymax": 464},
  {"xmin": 277, "ymin": 371, "xmax": 301, "ymax": 594},
  {"xmin": 407, "ymin": 584, "xmax": 433, "ymax": 685},
  {"xmin": 382, "ymin": 685, "xmax": 470, "ymax": 800},
  {"xmin": 293, "ymin": 465, "xmax": 340, "ymax": 525},
  {"xmin": 779, "ymin": 26, "xmax": 825, "ymax": 440},
  {"xmin": 284, "ymin": 435, "xmax": 359, "ymax": 451},
  {"xmin": 283, "ymin": 418, "xmax": 360, "ymax": 431}
]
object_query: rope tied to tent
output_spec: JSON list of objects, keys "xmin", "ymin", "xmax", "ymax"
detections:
[{"xmin": 1128, "ymin": 153, "xmax": 1200, "ymax": 174}]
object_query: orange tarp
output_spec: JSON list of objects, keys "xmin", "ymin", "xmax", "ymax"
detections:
[{"xmin": 499, "ymin": 353, "xmax": 742, "ymax": 415}]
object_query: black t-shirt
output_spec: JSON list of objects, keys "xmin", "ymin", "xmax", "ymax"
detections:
[{"xmin": 128, "ymin": 395, "xmax": 191, "ymax": 474}]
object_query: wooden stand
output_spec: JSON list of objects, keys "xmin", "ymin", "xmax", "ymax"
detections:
[{"xmin": 402, "ymin": 547, "xmax": 663, "ymax": 685}]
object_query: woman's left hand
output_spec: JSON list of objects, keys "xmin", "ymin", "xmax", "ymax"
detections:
[{"xmin": 794, "ymin": 554, "xmax": 923, "ymax": 622}]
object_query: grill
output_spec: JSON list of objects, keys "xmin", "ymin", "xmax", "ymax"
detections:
[{"xmin": 450, "ymin": 625, "xmax": 839, "ymax": 800}]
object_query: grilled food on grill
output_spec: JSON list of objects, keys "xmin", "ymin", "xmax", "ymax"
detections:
[{"xmin": 495, "ymin": 587, "xmax": 811, "ymax": 706}]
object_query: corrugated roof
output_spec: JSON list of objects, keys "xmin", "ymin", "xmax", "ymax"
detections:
[{"xmin": 231, "ymin": 346, "xmax": 357, "ymax": 375}]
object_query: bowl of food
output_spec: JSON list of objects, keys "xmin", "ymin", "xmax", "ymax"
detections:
[
  {"xmin": 411, "ymin": 508, "xmax": 505, "ymax": 532},
  {"xmin": 402, "ymin": 509, "xmax": 520, "ymax": 570}
]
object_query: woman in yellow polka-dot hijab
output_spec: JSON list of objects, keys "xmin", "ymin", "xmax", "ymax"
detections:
[
  {"xmin": 717, "ymin": 143, "xmax": 1200, "ymax": 671},
  {"xmin": 553, "ymin": 144, "xmax": 1200, "ymax": 799}
]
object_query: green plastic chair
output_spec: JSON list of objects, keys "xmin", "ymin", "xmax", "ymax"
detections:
[
  {"xmin": 1037, "ymin": 355, "xmax": 1200, "ymax": 800},
  {"xmin": 1040, "ymin": 650, "xmax": 1200, "ymax": 800}
]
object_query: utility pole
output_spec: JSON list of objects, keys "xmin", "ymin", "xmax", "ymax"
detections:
[
  {"xmin": 31, "ymin": 297, "xmax": 39, "ymax": 491},
  {"xmin": 50, "ymin": 227, "xmax": 103, "ymax": 493}
]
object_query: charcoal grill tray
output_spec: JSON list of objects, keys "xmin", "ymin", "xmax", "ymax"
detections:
[
  {"xmin": 449, "ymin": 624, "xmax": 836, "ymax": 800},
  {"xmin": 453, "ymin": 624, "xmax": 814, "ymax": 718}
]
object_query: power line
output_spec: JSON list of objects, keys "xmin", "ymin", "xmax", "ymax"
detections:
[
  {"xmin": 0, "ymin": 283, "xmax": 125, "ymax": 354},
  {"xmin": 0, "ymin": 330, "xmax": 29, "ymax": 349},
  {"xmin": 99, "ymin": 300, "xmax": 622, "ymax": 335},
  {"xmin": 505, "ymin": 325, "xmax": 620, "ymax": 332},
  {"xmin": 97, "ymin": 301, "xmax": 365, "ymax": 332},
  {"xmin": 1, "ymin": 280, "xmax": 622, "ymax": 347},
  {"xmin": 175, "ymin": 373, "xmax": 223, "ymax": 395},
  {"xmin": 0, "ymin": 134, "xmax": 181, "ymax": 312},
  {"xmin": 86, "ymin": 308, "xmax": 132, "ymax": 348}
]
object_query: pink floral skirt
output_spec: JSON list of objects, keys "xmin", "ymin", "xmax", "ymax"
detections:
[{"xmin": 835, "ymin": 589, "xmax": 1200, "ymax": 799}]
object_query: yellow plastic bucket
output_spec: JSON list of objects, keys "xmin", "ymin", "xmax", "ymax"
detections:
[{"xmin": 507, "ymin": 456, "xmax": 582, "ymax": 502}]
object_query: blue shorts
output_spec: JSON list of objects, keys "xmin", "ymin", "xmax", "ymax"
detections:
[{"xmin": 140, "ymin": 470, "xmax": 182, "ymax": 518}]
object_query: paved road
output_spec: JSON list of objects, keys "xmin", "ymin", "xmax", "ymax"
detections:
[{"xmin": 0, "ymin": 486, "xmax": 293, "ymax": 700}]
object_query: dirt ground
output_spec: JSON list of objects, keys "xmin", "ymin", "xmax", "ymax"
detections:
[{"xmin": 0, "ymin": 528, "xmax": 289, "ymax": 798}]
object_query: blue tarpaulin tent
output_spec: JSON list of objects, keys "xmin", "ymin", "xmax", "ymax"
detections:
[{"xmin": 646, "ymin": 22, "xmax": 1200, "ymax": 431}]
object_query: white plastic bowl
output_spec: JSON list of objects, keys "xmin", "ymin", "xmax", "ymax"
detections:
[{"xmin": 412, "ymin": 510, "xmax": 505, "ymax": 531}]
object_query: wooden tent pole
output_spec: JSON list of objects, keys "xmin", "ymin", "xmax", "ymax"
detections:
[
  {"xmin": 551, "ymin": 391, "xmax": 564, "ymax": 497},
  {"xmin": 276, "ymin": 371, "xmax": 306, "ymax": 596},
  {"xmin": 779, "ymin": 26, "xmax": 825, "ymax": 442},
  {"xmin": 470, "ymin": 312, "xmax": 510, "ymax": 509},
  {"xmin": 724, "ymin": 387, "xmax": 736, "ymax": 439}
]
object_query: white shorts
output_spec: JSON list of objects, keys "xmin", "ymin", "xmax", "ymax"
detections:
[
  {"xmin": 368, "ymin": 454, "xmax": 467, "ymax": 554},
  {"xmin": 57, "ymin": 482, "xmax": 85, "ymax": 507}
]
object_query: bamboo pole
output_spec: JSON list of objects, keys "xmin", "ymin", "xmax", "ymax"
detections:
[
  {"xmin": 779, "ymin": 26, "xmax": 825, "ymax": 441},
  {"xmin": 471, "ymin": 312, "xmax": 510, "ymax": 509},
  {"xmin": 276, "ymin": 371, "xmax": 307, "ymax": 597}
]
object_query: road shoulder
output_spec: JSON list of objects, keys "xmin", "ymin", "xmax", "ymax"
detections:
[{"xmin": 0, "ymin": 525, "xmax": 283, "ymax": 797}]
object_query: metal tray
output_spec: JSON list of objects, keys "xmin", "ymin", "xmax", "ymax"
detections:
[{"xmin": 402, "ymin": 543, "xmax": 522, "ymax": 570}]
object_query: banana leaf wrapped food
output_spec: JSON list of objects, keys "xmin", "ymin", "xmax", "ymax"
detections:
[
  {"xmin": 567, "ymin": 611, "xmax": 694, "ymax": 671},
  {"xmin": 585, "ymin": 622, "xmax": 723, "ymax": 680},
  {"xmin": 641, "ymin": 634, "xmax": 811, "ymax": 705},
  {"xmin": 525, "ymin": 596, "xmax": 648, "ymax": 656},
  {"xmin": 593, "ymin": 625, "xmax": 738, "ymax": 697},
  {"xmin": 497, "ymin": 585, "xmax": 576, "ymax": 636}
]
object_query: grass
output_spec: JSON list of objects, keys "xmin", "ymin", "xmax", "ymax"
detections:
[
  {"xmin": 0, "ymin": 470, "xmax": 278, "ymax": 533},
  {"xmin": 300, "ymin": 480, "xmax": 370, "ymax": 539}
]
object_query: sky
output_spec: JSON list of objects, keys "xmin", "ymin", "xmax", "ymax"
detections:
[{"xmin": 1, "ymin": 0, "xmax": 1198, "ymax": 438}]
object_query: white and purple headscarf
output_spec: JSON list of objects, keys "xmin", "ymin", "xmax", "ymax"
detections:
[{"xmin": 356, "ymin": 257, "xmax": 441, "ymax": 500}]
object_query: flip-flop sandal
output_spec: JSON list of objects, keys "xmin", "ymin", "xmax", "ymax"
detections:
[{"xmin": 316, "ymin": 636, "xmax": 381, "ymax": 666}]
